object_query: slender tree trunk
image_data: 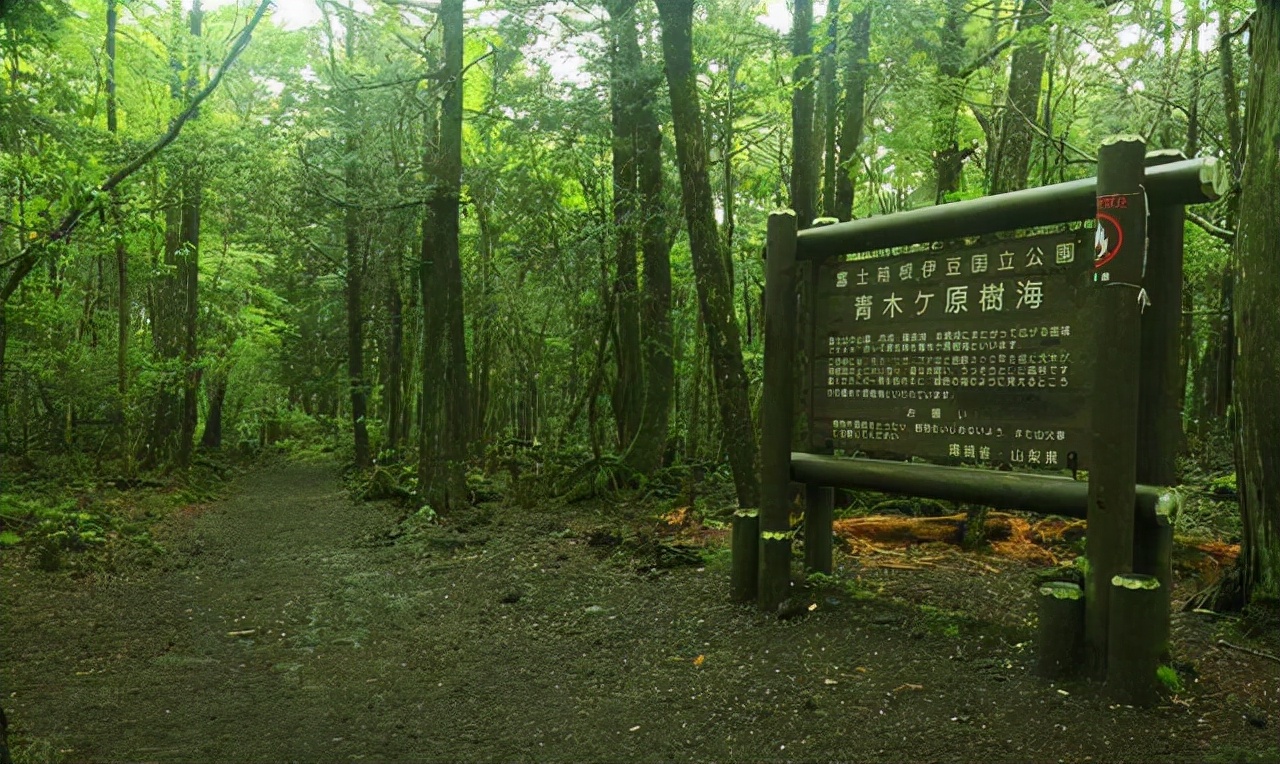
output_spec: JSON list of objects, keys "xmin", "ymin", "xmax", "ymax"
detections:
[
  {"xmin": 657, "ymin": 0, "xmax": 759, "ymax": 510},
  {"xmin": 178, "ymin": 162, "xmax": 201, "ymax": 469},
  {"xmin": 344, "ymin": 140, "xmax": 371, "ymax": 468},
  {"xmin": 385, "ymin": 254, "xmax": 403, "ymax": 453},
  {"xmin": 990, "ymin": 0, "xmax": 1052, "ymax": 194},
  {"xmin": 1192, "ymin": 3, "xmax": 1247, "ymax": 440},
  {"xmin": 473, "ymin": 204, "xmax": 494, "ymax": 447},
  {"xmin": 932, "ymin": 0, "xmax": 970, "ymax": 204},
  {"xmin": 199, "ymin": 371, "xmax": 227, "ymax": 449},
  {"xmin": 790, "ymin": 0, "xmax": 817, "ymax": 229},
  {"xmin": 834, "ymin": 2, "xmax": 871, "ymax": 220},
  {"xmin": 1232, "ymin": 1, "xmax": 1280, "ymax": 600},
  {"xmin": 175, "ymin": 1, "xmax": 204, "ymax": 470},
  {"xmin": 607, "ymin": 0, "xmax": 643, "ymax": 452},
  {"xmin": 819, "ymin": 0, "xmax": 840, "ymax": 219},
  {"xmin": 107, "ymin": 0, "xmax": 129, "ymax": 445},
  {"xmin": 1219, "ymin": 2, "xmax": 1244, "ymax": 186}
]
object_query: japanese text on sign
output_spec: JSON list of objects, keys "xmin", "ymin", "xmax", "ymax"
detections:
[{"xmin": 812, "ymin": 227, "xmax": 1094, "ymax": 468}]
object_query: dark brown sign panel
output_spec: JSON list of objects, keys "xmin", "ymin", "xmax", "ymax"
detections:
[{"xmin": 811, "ymin": 226, "xmax": 1094, "ymax": 469}]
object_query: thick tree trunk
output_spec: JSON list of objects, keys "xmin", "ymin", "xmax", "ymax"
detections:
[
  {"xmin": 607, "ymin": 0, "xmax": 643, "ymax": 451},
  {"xmin": 657, "ymin": 0, "xmax": 759, "ymax": 510},
  {"xmin": 147, "ymin": 2, "xmax": 203, "ymax": 470},
  {"xmin": 834, "ymin": 3, "xmax": 871, "ymax": 221},
  {"xmin": 1232, "ymin": 1, "xmax": 1280, "ymax": 601},
  {"xmin": 418, "ymin": 0, "xmax": 470, "ymax": 510},
  {"xmin": 790, "ymin": 0, "xmax": 817, "ymax": 229},
  {"xmin": 623, "ymin": 48, "xmax": 673, "ymax": 476},
  {"xmin": 990, "ymin": 0, "xmax": 1052, "ymax": 195},
  {"xmin": 148, "ymin": 187, "xmax": 190, "ymax": 466}
]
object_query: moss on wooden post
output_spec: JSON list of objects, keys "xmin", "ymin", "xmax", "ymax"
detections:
[
  {"xmin": 1107, "ymin": 573, "xmax": 1163, "ymax": 707},
  {"xmin": 1036, "ymin": 581, "xmax": 1085, "ymax": 679}
]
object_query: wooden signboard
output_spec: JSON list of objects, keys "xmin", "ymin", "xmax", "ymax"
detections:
[{"xmin": 811, "ymin": 225, "xmax": 1094, "ymax": 468}]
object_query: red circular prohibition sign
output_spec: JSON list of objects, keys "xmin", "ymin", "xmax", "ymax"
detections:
[{"xmin": 1094, "ymin": 211, "xmax": 1124, "ymax": 270}]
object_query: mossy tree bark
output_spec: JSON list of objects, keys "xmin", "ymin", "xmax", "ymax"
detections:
[
  {"xmin": 149, "ymin": 1, "xmax": 204, "ymax": 470},
  {"xmin": 789, "ymin": 0, "xmax": 817, "ymax": 229},
  {"xmin": 418, "ymin": 0, "xmax": 470, "ymax": 510},
  {"xmin": 990, "ymin": 0, "xmax": 1052, "ymax": 195},
  {"xmin": 1232, "ymin": 1, "xmax": 1280, "ymax": 601},
  {"xmin": 606, "ymin": 0, "xmax": 642, "ymax": 452},
  {"xmin": 834, "ymin": 2, "xmax": 871, "ymax": 221},
  {"xmin": 616, "ymin": 1, "xmax": 673, "ymax": 477},
  {"xmin": 656, "ymin": 0, "xmax": 759, "ymax": 512}
]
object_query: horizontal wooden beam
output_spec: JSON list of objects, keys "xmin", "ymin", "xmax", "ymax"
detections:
[
  {"xmin": 789, "ymin": 453, "xmax": 1173, "ymax": 525},
  {"xmin": 795, "ymin": 157, "xmax": 1228, "ymax": 260}
]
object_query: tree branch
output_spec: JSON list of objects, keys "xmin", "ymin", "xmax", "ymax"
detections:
[
  {"xmin": 1187, "ymin": 210, "xmax": 1235, "ymax": 243},
  {"xmin": 1, "ymin": 0, "xmax": 273, "ymax": 304}
]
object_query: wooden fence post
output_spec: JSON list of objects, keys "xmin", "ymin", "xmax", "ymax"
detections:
[
  {"xmin": 804, "ymin": 482, "xmax": 834, "ymax": 575},
  {"xmin": 759, "ymin": 210, "xmax": 799, "ymax": 611},
  {"xmin": 1085, "ymin": 136, "xmax": 1147, "ymax": 677}
]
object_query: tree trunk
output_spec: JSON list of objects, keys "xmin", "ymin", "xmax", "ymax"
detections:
[
  {"xmin": 990, "ymin": 0, "xmax": 1052, "ymax": 195},
  {"xmin": 790, "ymin": 0, "xmax": 817, "ymax": 229},
  {"xmin": 623, "ymin": 41, "xmax": 673, "ymax": 476},
  {"xmin": 199, "ymin": 371, "xmax": 227, "ymax": 449},
  {"xmin": 418, "ymin": 0, "xmax": 470, "ymax": 511},
  {"xmin": 1193, "ymin": 272, "xmax": 1233, "ymax": 434},
  {"xmin": 148, "ymin": 191, "xmax": 188, "ymax": 466},
  {"xmin": 178, "ymin": 162, "xmax": 201, "ymax": 470},
  {"xmin": 932, "ymin": 0, "xmax": 970, "ymax": 204},
  {"xmin": 1232, "ymin": 1, "xmax": 1280, "ymax": 601},
  {"xmin": 607, "ymin": 0, "xmax": 643, "ymax": 451},
  {"xmin": 834, "ymin": 2, "xmax": 871, "ymax": 221},
  {"xmin": 344, "ymin": 142, "xmax": 371, "ymax": 469},
  {"xmin": 657, "ymin": 0, "xmax": 759, "ymax": 510},
  {"xmin": 385, "ymin": 253, "xmax": 404, "ymax": 454},
  {"xmin": 148, "ymin": 2, "xmax": 203, "ymax": 470},
  {"xmin": 107, "ymin": 0, "xmax": 129, "ymax": 435},
  {"xmin": 819, "ymin": 0, "xmax": 840, "ymax": 219}
]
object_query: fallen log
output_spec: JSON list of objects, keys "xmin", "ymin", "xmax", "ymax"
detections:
[{"xmin": 832, "ymin": 512, "xmax": 1085, "ymax": 548}]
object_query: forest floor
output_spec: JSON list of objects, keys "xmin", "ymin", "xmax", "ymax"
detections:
[{"xmin": 2, "ymin": 458, "xmax": 1279, "ymax": 764}]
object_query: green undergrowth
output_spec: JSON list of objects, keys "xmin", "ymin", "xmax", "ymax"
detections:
[
  {"xmin": 1203, "ymin": 743, "xmax": 1280, "ymax": 764},
  {"xmin": 0, "ymin": 455, "xmax": 241, "ymax": 574}
]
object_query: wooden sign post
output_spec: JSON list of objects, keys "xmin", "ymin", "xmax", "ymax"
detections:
[
  {"xmin": 1084, "ymin": 136, "xmax": 1147, "ymax": 677},
  {"xmin": 758, "ymin": 210, "xmax": 799, "ymax": 611}
]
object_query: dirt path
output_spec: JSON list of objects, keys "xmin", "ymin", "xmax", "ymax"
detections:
[{"xmin": 3, "ymin": 462, "xmax": 1278, "ymax": 763}]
